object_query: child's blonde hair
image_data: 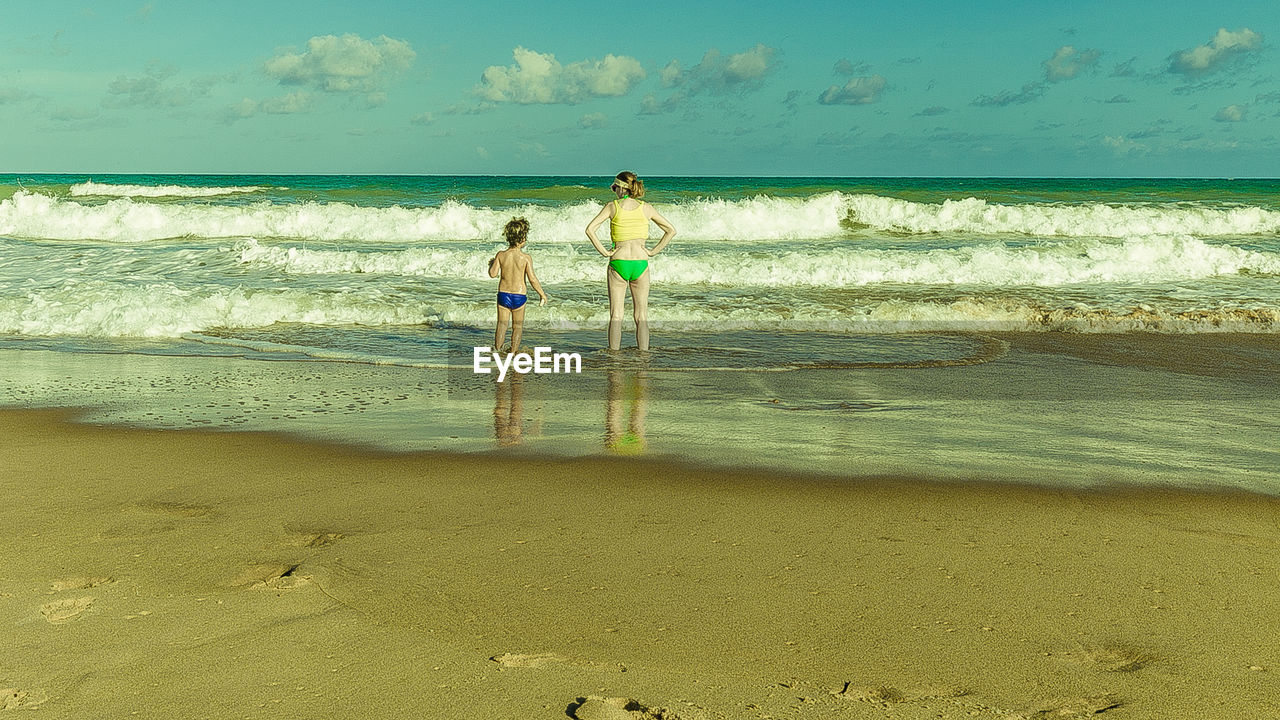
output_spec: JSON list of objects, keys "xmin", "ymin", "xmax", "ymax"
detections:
[{"xmin": 503, "ymin": 217, "xmax": 529, "ymax": 246}]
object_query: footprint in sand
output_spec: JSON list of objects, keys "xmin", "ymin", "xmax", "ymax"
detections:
[
  {"xmin": 2, "ymin": 688, "xmax": 49, "ymax": 711},
  {"xmin": 568, "ymin": 696, "xmax": 698, "ymax": 720},
  {"xmin": 492, "ymin": 653, "xmax": 574, "ymax": 669},
  {"xmin": 834, "ymin": 683, "xmax": 968, "ymax": 705},
  {"xmin": 41, "ymin": 596, "xmax": 93, "ymax": 623},
  {"xmin": 835, "ymin": 685, "xmax": 908, "ymax": 704},
  {"xmin": 1061, "ymin": 645, "xmax": 1156, "ymax": 673},
  {"xmin": 1005, "ymin": 694, "xmax": 1121, "ymax": 719},
  {"xmin": 283, "ymin": 526, "xmax": 346, "ymax": 548},
  {"xmin": 50, "ymin": 576, "xmax": 114, "ymax": 592},
  {"xmin": 224, "ymin": 563, "xmax": 307, "ymax": 590},
  {"xmin": 490, "ymin": 653, "xmax": 626, "ymax": 673},
  {"xmin": 134, "ymin": 500, "xmax": 212, "ymax": 518}
]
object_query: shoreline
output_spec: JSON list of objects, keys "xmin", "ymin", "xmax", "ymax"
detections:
[
  {"xmin": 3, "ymin": 331, "xmax": 1278, "ymax": 495},
  {"xmin": 4, "ymin": 407, "xmax": 1280, "ymax": 718}
]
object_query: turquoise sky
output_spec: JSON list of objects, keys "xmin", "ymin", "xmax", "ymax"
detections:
[{"xmin": 3, "ymin": 1, "xmax": 1278, "ymax": 175}]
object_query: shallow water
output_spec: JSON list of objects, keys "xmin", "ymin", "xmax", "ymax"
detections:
[{"xmin": 3, "ymin": 334, "xmax": 1276, "ymax": 495}]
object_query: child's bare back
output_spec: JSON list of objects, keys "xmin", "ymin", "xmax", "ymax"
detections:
[{"xmin": 492, "ymin": 246, "xmax": 533, "ymax": 294}]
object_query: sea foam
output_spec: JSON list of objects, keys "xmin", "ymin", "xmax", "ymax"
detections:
[
  {"xmin": 2, "ymin": 279, "xmax": 1274, "ymax": 338},
  {"xmin": 237, "ymin": 236, "xmax": 1280, "ymax": 287},
  {"xmin": 844, "ymin": 194, "xmax": 1280, "ymax": 238},
  {"xmin": 7, "ymin": 190, "xmax": 1280, "ymax": 244},
  {"xmin": 69, "ymin": 181, "xmax": 265, "ymax": 198},
  {"xmin": 0, "ymin": 281, "xmax": 433, "ymax": 337}
]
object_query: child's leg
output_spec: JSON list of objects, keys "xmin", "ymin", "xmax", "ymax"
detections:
[
  {"xmin": 495, "ymin": 305, "xmax": 511, "ymax": 351},
  {"xmin": 510, "ymin": 305, "xmax": 526, "ymax": 352}
]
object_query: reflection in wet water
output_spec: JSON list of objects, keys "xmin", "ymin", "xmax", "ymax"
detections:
[
  {"xmin": 493, "ymin": 372, "xmax": 524, "ymax": 446},
  {"xmin": 605, "ymin": 370, "xmax": 649, "ymax": 455}
]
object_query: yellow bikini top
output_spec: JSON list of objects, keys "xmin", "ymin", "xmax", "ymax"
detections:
[{"xmin": 609, "ymin": 200, "xmax": 648, "ymax": 244}]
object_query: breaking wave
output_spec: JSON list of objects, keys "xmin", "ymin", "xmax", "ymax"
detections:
[
  {"xmin": 1, "ymin": 280, "xmax": 1274, "ymax": 338},
  {"xmin": 236, "ymin": 236, "xmax": 1280, "ymax": 287},
  {"xmin": 69, "ymin": 181, "xmax": 265, "ymax": 198},
  {"xmin": 6, "ymin": 190, "xmax": 1280, "ymax": 244}
]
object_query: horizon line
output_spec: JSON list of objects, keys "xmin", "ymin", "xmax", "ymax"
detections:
[{"xmin": 5, "ymin": 172, "xmax": 1280, "ymax": 181}]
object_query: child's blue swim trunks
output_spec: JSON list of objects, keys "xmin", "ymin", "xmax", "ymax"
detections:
[{"xmin": 497, "ymin": 291, "xmax": 527, "ymax": 310}]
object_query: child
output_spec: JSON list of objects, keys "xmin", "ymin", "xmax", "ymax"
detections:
[{"xmin": 488, "ymin": 217, "xmax": 548, "ymax": 353}]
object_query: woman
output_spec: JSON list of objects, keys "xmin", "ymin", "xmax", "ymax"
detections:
[{"xmin": 584, "ymin": 171, "xmax": 676, "ymax": 351}]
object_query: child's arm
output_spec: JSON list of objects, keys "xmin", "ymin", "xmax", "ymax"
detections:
[
  {"xmin": 525, "ymin": 257, "xmax": 549, "ymax": 305},
  {"xmin": 488, "ymin": 252, "xmax": 501, "ymax": 278}
]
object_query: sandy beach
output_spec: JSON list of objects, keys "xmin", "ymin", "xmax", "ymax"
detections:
[
  {"xmin": 6, "ymin": 6, "xmax": 1280, "ymax": 717},
  {"xmin": 3, "ymin": 400, "xmax": 1279, "ymax": 719}
]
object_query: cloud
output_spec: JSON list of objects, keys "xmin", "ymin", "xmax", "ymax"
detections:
[
  {"xmin": 443, "ymin": 100, "xmax": 496, "ymax": 115},
  {"xmin": 833, "ymin": 58, "xmax": 871, "ymax": 76},
  {"xmin": 915, "ymin": 105, "xmax": 949, "ymax": 116},
  {"xmin": 1111, "ymin": 58, "xmax": 1138, "ymax": 77},
  {"xmin": 265, "ymin": 34, "xmax": 415, "ymax": 93},
  {"xmin": 641, "ymin": 44, "xmax": 778, "ymax": 114},
  {"xmin": 782, "ymin": 89, "xmax": 802, "ymax": 113},
  {"xmin": 1214, "ymin": 104, "xmax": 1247, "ymax": 122},
  {"xmin": 660, "ymin": 60, "xmax": 683, "ymax": 87},
  {"xmin": 260, "ymin": 92, "xmax": 314, "ymax": 114},
  {"xmin": 50, "ymin": 106, "xmax": 99, "ymax": 121},
  {"xmin": 0, "ymin": 87, "xmax": 35, "ymax": 104},
  {"xmin": 1127, "ymin": 124, "xmax": 1168, "ymax": 139},
  {"xmin": 638, "ymin": 93, "xmax": 663, "ymax": 115},
  {"xmin": 224, "ymin": 92, "xmax": 314, "ymax": 122},
  {"xmin": 972, "ymin": 81, "xmax": 1045, "ymax": 107},
  {"xmin": 1168, "ymin": 27, "xmax": 1263, "ymax": 78},
  {"xmin": 517, "ymin": 141, "xmax": 549, "ymax": 158},
  {"xmin": 410, "ymin": 112, "xmax": 434, "ymax": 126},
  {"xmin": 578, "ymin": 112, "xmax": 608, "ymax": 129},
  {"xmin": 225, "ymin": 98, "xmax": 258, "ymax": 121},
  {"xmin": 818, "ymin": 74, "xmax": 886, "ymax": 105},
  {"xmin": 662, "ymin": 44, "xmax": 778, "ymax": 94},
  {"xmin": 816, "ymin": 129, "xmax": 863, "ymax": 147},
  {"xmin": 1043, "ymin": 45, "xmax": 1100, "ymax": 82},
  {"xmin": 1104, "ymin": 95, "xmax": 1132, "ymax": 104},
  {"xmin": 476, "ymin": 47, "xmax": 645, "ymax": 104},
  {"xmin": 103, "ymin": 66, "xmax": 199, "ymax": 108},
  {"xmin": 1103, "ymin": 135, "xmax": 1148, "ymax": 155},
  {"xmin": 1256, "ymin": 91, "xmax": 1280, "ymax": 104}
]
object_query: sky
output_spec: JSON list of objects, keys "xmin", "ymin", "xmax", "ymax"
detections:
[{"xmin": 2, "ymin": 0, "xmax": 1278, "ymax": 176}]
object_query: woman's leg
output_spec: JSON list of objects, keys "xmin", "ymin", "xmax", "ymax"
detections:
[
  {"xmin": 630, "ymin": 270, "xmax": 650, "ymax": 351},
  {"xmin": 607, "ymin": 266, "xmax": 628, "ymax": 351}
]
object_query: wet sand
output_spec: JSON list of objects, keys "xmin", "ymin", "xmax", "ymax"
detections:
[
  {"xmin": 3, "ymin": 331, "xmax": 1280, "ymax": 494},
  {"xmin": 3, "ymin": 407, "xmax": 1279, "ymax": 719}
]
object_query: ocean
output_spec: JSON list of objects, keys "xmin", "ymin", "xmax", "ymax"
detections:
[
  {"xmin": 3, "ymin": 175, "xmax": 1278, "ymax": 356},
  {"xmin": 2, "ymin": 175, "xmax": 1278, "ymax": 491}
]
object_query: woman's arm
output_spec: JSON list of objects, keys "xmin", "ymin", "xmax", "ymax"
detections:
[
  {"xmin": 645, "ymin": 206, "xmax": 676, "ymax": 256},
  {"xmin": 584, "ymin": 204, "xmax": 615, "ymax": 258}
]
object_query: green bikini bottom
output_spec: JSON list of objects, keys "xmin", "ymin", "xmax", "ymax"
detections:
[{"xmin": 609, "ymin": 259, "xmax": 649, "ymax": 282}]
